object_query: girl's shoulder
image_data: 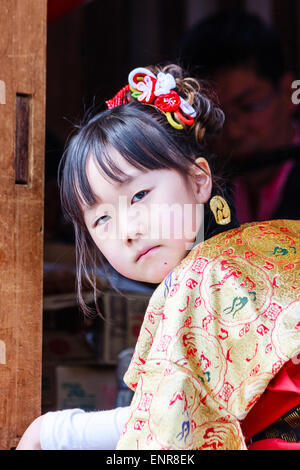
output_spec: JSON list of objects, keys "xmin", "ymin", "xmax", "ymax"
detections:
[
  {"xmin": 188, "ymin": 219, "xmax": 300, "ymax": 270},
  {"xmin": 153, "ymin": 219, "xmax": 300, "ymax": 314},
  {"xmin": 123, "ymin": 220, "xmax": 300, "ymax": 427}
]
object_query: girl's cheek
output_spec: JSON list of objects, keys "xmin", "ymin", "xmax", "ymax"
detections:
[
  {"xmin": 157, "ymin": 205, "xmax": 201, "ymax": 242},
  {"xmin": 90, "ymin": 230, "xmax": 112, "ymax": 258},
  {"xmin": 153, "ymin": 207, "xmax": 183, "ymax": 240}
]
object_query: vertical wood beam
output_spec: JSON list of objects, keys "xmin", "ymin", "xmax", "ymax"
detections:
[{"xmin": 0, "ymin": 0, "xmax": 46, "ymax": 449}]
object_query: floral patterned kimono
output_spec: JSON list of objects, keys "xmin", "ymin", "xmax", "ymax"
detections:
[{"xmin": 116, "ymin": 220, "xmax": 300, "ymax": 450}]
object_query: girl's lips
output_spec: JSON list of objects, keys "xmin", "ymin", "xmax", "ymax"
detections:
[{"xmin": 136, "ymin": 245, "xmax": 160, "ymax": 262}]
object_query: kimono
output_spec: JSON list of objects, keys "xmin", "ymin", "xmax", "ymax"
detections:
[{"xmin": 116, "ymin": 220, "xmax": 300, "ymax": 450}]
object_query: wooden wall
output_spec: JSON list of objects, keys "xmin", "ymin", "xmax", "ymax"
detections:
[{"xmin": 0, "ymin": 0, "xmax": 46, "ymax": 449}]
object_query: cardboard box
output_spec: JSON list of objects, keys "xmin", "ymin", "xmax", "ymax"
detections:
[
  {"xmin": 55, "ymin": 366, "xmax": 117, "ymax": 411},
  {"xmin": 43, "ymin": 330, "xmax": 99, "ymax": 365},
  {"xmin": 42, "ymin": 290, "xmax": 151, "ymax": 366},
  {"xmin": 102, "ymin": 291, "xmax": 151, "ymax": 364}
]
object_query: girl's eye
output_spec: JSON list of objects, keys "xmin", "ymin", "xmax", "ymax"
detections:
[
  {"xmin": 131, "ymin": 190, "xmax": 148, "ymax": 204},
  {"xmin": 95, "ymin": 215, "xmax": 111, "ymax": 227}
]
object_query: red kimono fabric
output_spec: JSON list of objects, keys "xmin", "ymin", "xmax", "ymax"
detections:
[{"xmin": 242, "ymin": 359, "xmax": 300, "ymax": 449}]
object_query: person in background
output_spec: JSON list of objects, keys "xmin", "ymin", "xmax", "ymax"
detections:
[{"xmin": 179, "ymin": 11, "xmax": 300, "ymax": 224}]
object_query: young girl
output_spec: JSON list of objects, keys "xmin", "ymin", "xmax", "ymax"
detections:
[{"xmin": 17, "ymin": 64, "xmax": 300, "ymax": 450}]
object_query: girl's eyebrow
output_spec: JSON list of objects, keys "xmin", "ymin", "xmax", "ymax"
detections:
[
  {"xmin": 116, "ymin": 174, "xmax": 136, "ymax": 185},
  {"xmin": 115, "ymin": 170, "xmax": 146, "ymax": 186},
  {"xmin": 86, "ymin": 172, "xmax": 145, "ymax": 211}
]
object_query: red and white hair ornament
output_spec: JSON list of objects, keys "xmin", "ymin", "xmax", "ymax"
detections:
[
  {"xmin": 105, "ymin": 84, "xmax": 130, "ymax": 109},
  {"xmin": 106, "ymin": 67, "xmax": 197, "ymax": 130},
  {"xmin": 128, "ymin": 67, "xmax": 196, "ymax": 129}
]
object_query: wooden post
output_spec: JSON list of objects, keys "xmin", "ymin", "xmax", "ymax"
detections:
[{"xmin": 0, "ymin": 0, "xmax": 46, "ymax": 449}]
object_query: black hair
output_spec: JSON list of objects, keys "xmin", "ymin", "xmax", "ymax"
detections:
[
  {"xmin": 59, "ymin": 64, "xmax": 238, "ymax": 316},
  {"xmin": 178, "ymin": 11, "xmax": 286, "ymax": 86}
]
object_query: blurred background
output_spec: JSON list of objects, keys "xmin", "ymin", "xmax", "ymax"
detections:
[
  {"xmin": 46, "ymin": 0, "xmax": 300, "ymax": 143},
  {"xmin": 42, "ymin": 0, "xmax": 300, "ymax": 414}
]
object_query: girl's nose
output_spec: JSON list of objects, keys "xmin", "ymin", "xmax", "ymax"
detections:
[
  {"xmin": 122, "ymin": 214, "xmax": 147, "ymax": 245},
  {"xmin": 125, "ymin": 224, "xmax": 144, "ymax": 244}
]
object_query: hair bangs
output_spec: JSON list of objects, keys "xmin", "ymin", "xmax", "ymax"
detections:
[
  {"xmin": 60, "ymin": 101, "xmax": 198, "ymax": 228},
  {"xmin": 102, "ymin": 104, "xmax": 193, "ymax": 174},
  {"xmin": 59, "ymin": 129, "xmax": 97, "ymax": 227}
]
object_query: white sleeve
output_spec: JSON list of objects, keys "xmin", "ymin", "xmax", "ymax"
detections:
[{"xmin": 40, "ymin": 407, "xmax": 130, "ymax": 450}]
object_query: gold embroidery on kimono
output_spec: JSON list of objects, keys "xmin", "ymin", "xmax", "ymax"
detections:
[{"xmin": 116, "ymin": 220, "xmax": 300, "ymax": 450}]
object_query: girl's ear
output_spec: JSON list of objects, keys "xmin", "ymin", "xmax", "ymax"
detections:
[{"xmin": 190, "ymin": 157, "xmax": 212, "ymax": 204}]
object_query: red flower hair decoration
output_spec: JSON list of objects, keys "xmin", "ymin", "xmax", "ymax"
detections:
[{"xmin": 106, "ymin": 67, "xmax": 197, "ymax": 130}]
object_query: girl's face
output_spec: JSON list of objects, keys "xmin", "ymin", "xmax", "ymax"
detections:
[{"xmin": 83, "ymin": 148, "xmax": 212, "ymax": 284}]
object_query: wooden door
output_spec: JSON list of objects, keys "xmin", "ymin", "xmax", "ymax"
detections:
[{"xmin": 0, "ymin": 0, "xmax": 46, "ymax": 449}]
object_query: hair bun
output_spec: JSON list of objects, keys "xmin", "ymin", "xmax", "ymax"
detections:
[{"xmin": 150, "ymin": 63, "xmax": 225, "ymax": 143}]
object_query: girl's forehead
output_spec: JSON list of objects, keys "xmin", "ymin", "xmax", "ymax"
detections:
[
  {"xmin": 85, "ymin": 151, "xmax": 147, "ymax": 204},
  {"xmin": 89, "ymin": 144, "xmax": 151, "ymax": 175},
  {"xmin": 101, "ymin": 146, "xmax": 129, "ymax": 170},
  {"xmin": 86, "ymin": 149, "xmax": 144, "ymax": 184}
]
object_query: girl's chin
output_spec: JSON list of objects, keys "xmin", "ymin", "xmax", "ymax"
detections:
[
  {"xmin": 130, "ymin": 274, "xmax": 165, "ymax": 284},
  {"xmin": 136, "ymin": 265, "xmax": 175, "ymax": 284}
]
